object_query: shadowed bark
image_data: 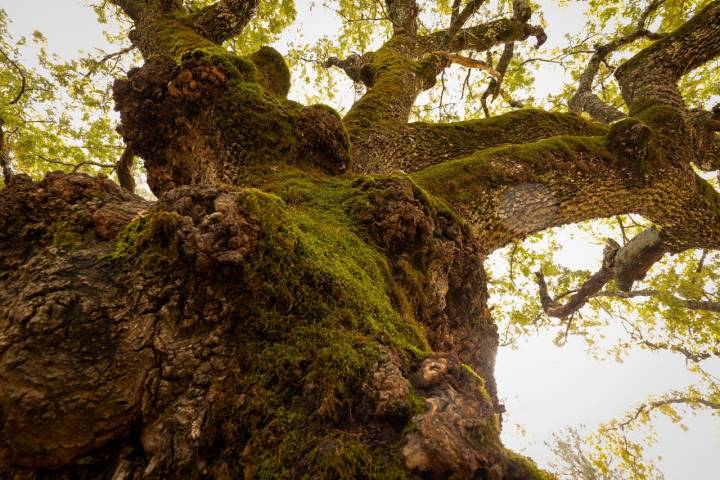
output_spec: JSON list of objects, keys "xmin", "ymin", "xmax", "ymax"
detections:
[{"xmin": 2, "ymin": 0, "xmax": 720, "ymax": 479}]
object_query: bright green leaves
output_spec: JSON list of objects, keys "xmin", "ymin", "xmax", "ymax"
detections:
[{"xmin": 0, "ymin": 7, "xmax": 135, "ymax": 187}]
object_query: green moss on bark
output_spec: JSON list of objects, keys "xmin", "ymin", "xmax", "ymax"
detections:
[
  {"xmin": 505, "ymin": 451, "xmax": 557, "ymax": 480},
  {"xmin": 250, "ymin": 46, "xmax": 291, "ymax": 97},
  {"xmin": 412, "ymin": 134, "xmax": 611, "ymax": 205},
  {"xmin": 49, "ymin": 221, "xmax": 83, "ymax": 253},
  {"xmin": 102, "ymin": 179, "xmax": 434, "ymax": 475},
  {"xmin": 105, "ymin": 211, "xmax": 183, "ymax": 272}
]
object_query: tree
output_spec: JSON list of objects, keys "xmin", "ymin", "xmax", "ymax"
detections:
[
  {"xmin": 0, "ymin": 8, "xmax": 133, "ymax": 189},
  {"xmin": 0, "ymin": 0, "xmax": 719, "ymax": 478}
]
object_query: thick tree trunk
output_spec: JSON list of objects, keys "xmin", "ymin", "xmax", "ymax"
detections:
[
  {"xmin": 3, "ymin": 0, "xmax": 720, "ymax": 478},
  {"xmin": 0, "ymin": 170, "xmax": 544, "ymax": 479}
]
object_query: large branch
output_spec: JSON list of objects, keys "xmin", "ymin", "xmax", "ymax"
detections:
[
  {"xmin": 569, "ymin": 0, "xmax": 666, "ymax": 123},
  {"xmin": 411, "ymin": 127, "xmax": 720, "ymax": 254},
  {"xmin": 191, "ymin": 0, "xmax": 259, "ymax": 44},
  {"xmin": 412, "ymin": 135, "xmax": 636, "ymax": 251},
  {"xmin": 616, "ymin": 0, "xmax": 720, "ymax": 115},
  {"xmin": 352, "ymin": 109, "xmax": 607, "ymax": 174},
  {"xmin": 421, "ymin": 17, "xmax": 546, "ymax": 54}
]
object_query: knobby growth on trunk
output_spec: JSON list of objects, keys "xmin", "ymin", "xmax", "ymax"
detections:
[{"xmin": 2, "ymin": 0, "xmax": 720, "ymax": 478}]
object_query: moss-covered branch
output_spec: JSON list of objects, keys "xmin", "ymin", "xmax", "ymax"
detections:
[
  {"xmin": 341, "ymin": 36, "xmax": 439, "ymax": 134},
  {"xmin": 352, "ymin": 109, "xmax": 607, "ymax": 174},
  {"xmin": 411, "ymin": 131, "xmax": 720, "ymax": 253},
  {"xmin": 421, "ymin": 17, "xmax": 546, "ymax": 54},
  {"xmin": 411, "ymin": 135, "xmax": 631, "ymax": 250}
]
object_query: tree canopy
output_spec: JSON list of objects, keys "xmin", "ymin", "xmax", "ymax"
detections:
[{"xmin": 0, "ymin": 0, "xmax": 719, "ymax": 478}]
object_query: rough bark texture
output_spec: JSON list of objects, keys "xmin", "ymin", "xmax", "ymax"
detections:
[{"xmin": 2, "ymin": 0, "xmax": 720, "ymax": 478}]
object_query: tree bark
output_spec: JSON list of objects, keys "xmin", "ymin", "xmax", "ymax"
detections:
[{"xmin": 2, "ymin": 1, "xmax": 720, "ymax": 479}]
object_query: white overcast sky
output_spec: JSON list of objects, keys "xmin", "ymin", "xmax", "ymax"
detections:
[{"xmin": 2, "ymin": 1, "xmax": 719, "ymax": 478}]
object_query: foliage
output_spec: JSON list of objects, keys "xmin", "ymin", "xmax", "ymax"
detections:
[{"xmin": 0, "ymin": 8, "xmax": 136, "ymax": 185}]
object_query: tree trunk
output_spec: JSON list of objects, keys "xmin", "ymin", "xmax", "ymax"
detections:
[
  {"xmin": 2, "ymin": 0, "xmax": 720, "ymax": 479},
  {"xmin": 0, "ymin": 169, "xmax": 540, "ymax": 479}
]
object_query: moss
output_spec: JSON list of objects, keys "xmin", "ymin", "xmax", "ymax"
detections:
[
  {"xmin": 49, "ymin": 221, "xmax": 83, "ymax": 253},
  {"xmin": 412, "ymin": 134, "xmax": 612, "ymax": 205},
  {"xmin": 344, "ymin": 37, "xmax": 419, "ymax": 130},
  {"xmin": 104, "ymin": 211, "xmax": 183, "ymax": 272},
  {"xmin": 405, "ymin": 389, "xmax": 427, "ymax": 417},
  {"xmin": 180, "ymin": 47, "xmax": 257, "ymax": 83},
  {"xmin": 215, "ymin": 79, "xmax": 303, "ymax": 168},
  {"xmin": 309, "ymin": 436, "xmax": 410, "ymax": 480},
  {"xmin": 173, "ymin": 183, "xmax": 432, "ymax": 475},
  {"xmin": 249, "ymin": 46, "xmax": 291, "ymax": 97},
  {"xmin": 505, "ymin": 451, "xmax": 557, "ymax": 480},
  {"xmin": 153, "ymin": 16, "xmax": 218, "ymax": 60},
  {"xmin": 248, "ymin": 408, "xmax": 409, "ymax": 480},
  {"xmin": 632, "ymin": 103, "xmax": 686, "ymax": 145},
  {"xmin": 151, "ymin": 14, "xmax": 258, "ymax": 82}
]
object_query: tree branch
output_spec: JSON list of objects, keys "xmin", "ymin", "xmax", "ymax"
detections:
[
  {"xmin": 191, "ymin": 0, "xmax": 259, "ymax": 44},
  {"xmin": 323, "ymin": 54, "xmax": 375, "ymax": 87},
  {"xmin": 612, "ymin": 226, "xmax": 666, "ymax": 291},
  {"xmin": 352, "ymin": 109, "xmax": 606, "ymax": 174},
  {"xmin": 83, "ymin": 46, "xmax": 136, "ymax": 78},
  {"xmin": 424, "ymin": 17, "xmax": 546, "ymax": 53},
  {"xmin": 481, "ymin": 42, "xmax": 516, "ymax": 117},
  {"xmin": 116, "ymin": 146, "xmax": 136, "ymax": 193},
  {"xmin": 614, "ymin": 396, "xmax": 720, "ymax": 432},
  {"xmin": 594, "ymin": 289, "xmax": 720, "ymax": 313},
  {"xmin": 0, "ymin": 47, "xmax": 27, "ymax": 106},
  {"xmin": 637, "ymin": 339, "xmax": 720, "ymax": 362},
  {"xmin": 442, "ymin": 53, "xmax": 499, "ymax": 77},
  {"xmin": 569, "ymin": 0, "xmax": 666, "ymax": 123},
  {"xmin": 616, "ymin": 0, "xmax": 720, "ymax": 116},
  {"xmin": 536, "ymin": 239, "xmax": 620, "ymax": 318},
  {"xmin": 535, "ymin": 228, "xmax": 668, "ymax": 319},
  {"xmin": 413, "ymin": 135, "xmax": 647, "ymax": 251},
  {"xmin": 445, "ymin": 0, "xmax": 486, "ymax": 46},
  {"xmin": 385, "ymin": 0, "xmax": 419, "ymax": 35},
  {"xmin": 40, "ymin": 156, "xmax": 116, "ymax": 173}
]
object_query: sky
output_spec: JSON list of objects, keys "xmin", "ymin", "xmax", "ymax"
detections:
[
  {"xmin": 492, "ymin": 224, "xmax": 720, "ymax": 478},
  {"xmin": 2, "ymin": 0, "xmax": 719, "ymax": 478}
]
